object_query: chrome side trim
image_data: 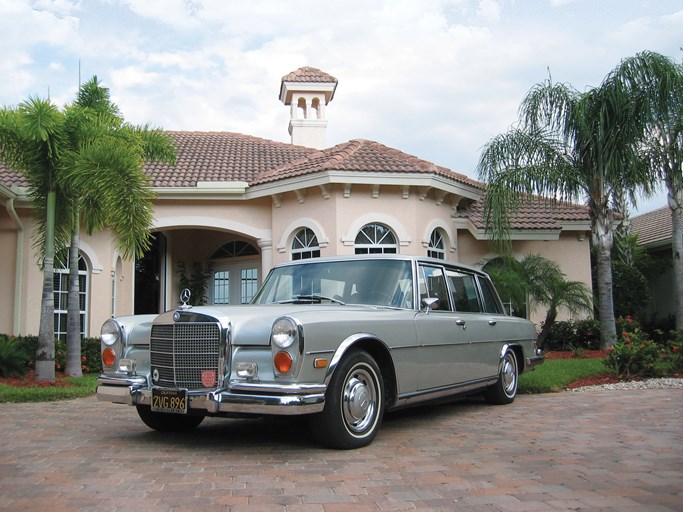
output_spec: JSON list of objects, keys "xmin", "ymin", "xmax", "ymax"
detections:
[{"xmin": 393, "ymin": 377, "xmax": 498, "ymax": 409}]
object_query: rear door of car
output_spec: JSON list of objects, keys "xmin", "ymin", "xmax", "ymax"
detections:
[{"xmin": 444, "ymin": 268, "xmax": 502, "ymax": 380}]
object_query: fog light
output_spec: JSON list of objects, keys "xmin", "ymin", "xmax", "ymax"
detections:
[
  {"xmin": 102, "ymin": 347, "xmax": 116, "ymax": 367},
  {"xmin": 236, "ymin": 362, "xmax": 258, "ymax": 379},
  {"xmin": 274, "ymin": 351, "xmax": 293, "ymax": 373},
  {"xmin": 118, "ymin": 358, "xmax": 136, "ymax": 373}
]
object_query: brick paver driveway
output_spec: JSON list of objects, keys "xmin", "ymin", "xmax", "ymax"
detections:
[{"xmin": 1, "ymin": 388, "xmax": 682, "ymax": 511}]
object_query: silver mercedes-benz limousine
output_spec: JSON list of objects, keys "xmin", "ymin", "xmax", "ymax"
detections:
[{"xmin": 97, "ymin": 255, "xmax": 542, "ymax": 449}]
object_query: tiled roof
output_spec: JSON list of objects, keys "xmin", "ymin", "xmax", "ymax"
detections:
[
  {"xmin": 456, "ymin": 196, "xmax": 591, "ymax": 230},
  {"xmin": 251, "ymin": 139, "xmax": 483, "ymax": 188},
  {"xmin": 281, "ymin": 67, "xmax": 338, "ymax": 84},
  {"xmin": 144, "ymin": 132, "xmax": 314, "ymax": 187},
  {"xmin": 0, "ymin": 130, "xmax": 590, "ymax": 230},
  {"xmin": 0, "ymin": 162, "xmax": 27, "ymax": 187},
  {"xmin": 630, "ymin": 206, "xmax": 672, "ymax": 246}
]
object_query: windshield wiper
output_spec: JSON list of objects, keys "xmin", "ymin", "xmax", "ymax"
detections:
[{"xmin": 278, "ymin": 294, "xmax": 346, "ymax": 305}]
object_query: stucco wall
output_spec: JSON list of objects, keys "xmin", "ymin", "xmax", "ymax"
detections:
[{"xmin": 457, "ymin": 229, "xmax": 593, "ymax": 328}]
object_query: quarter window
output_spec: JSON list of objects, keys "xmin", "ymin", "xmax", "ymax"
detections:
[
  {"xmin": 291, "ymin": 228, "xmax": 321, "ymax": 260},
  {"xmin": 354, "ymin": 223, "xmax": 398, "ymax": 254}
]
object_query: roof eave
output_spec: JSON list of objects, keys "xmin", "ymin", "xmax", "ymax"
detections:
[{"xmin": 247, "ymin": 170, "xmax": 483, "ymax": 200}]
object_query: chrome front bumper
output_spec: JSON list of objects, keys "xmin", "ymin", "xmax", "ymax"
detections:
[{"xmin": 97, "ymin": 374, "xmax": 326, "ymax": 415}]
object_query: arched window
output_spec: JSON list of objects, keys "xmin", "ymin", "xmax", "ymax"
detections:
[
  {"xmin": 428, "ymin": 229, "xmax": 446, "ymax": 260},
  {"xmin": 211, "ymin": 240, "xmax": 259, "ymax": 259},
  {"xmin": 291, "ymin": 228, "xmax": 321, "ymax": 260},
  {"xmin": 54, "ymin": 253, "xmax": 89, "ymax": 341},
  {"xmin": 354, "ymin": 224, "xmax": 398, "ymax": 254}
]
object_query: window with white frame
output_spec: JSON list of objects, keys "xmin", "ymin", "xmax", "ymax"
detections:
[
  {"xmin": 210, "ymin": 240, "xmax": 260, "ymax": 305},
  {"xmin": 291, "ymin": 228, "xmax": 321, "ymax": 260},
  {"xmin": 354, "ymin": 223, "xmax": 398, "ymax": 254},
  {"xmin": 54, "ymin": 253, "xmax": 89, "ymax": 341},
  {"xmin": 428, "ymin": 229, "xmax": 446, "ymax": 259}
]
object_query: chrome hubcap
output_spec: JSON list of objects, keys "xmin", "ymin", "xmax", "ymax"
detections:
[
  {"xmin": 502, "ymin": 354, "xmax": 517, "ymax": 396},
  {"xmin": 342, "ymin": 367, "xmax": 377, "ymax": 434}
]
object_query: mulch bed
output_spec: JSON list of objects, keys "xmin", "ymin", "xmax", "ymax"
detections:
[{"xmin": 0, "ymin": 370, "xmax": 74, "ymax": 388}]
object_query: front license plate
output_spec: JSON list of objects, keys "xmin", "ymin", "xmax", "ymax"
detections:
[{"xmin": 151, "ymin": 388, "xmax": 187, "ymax": 414}]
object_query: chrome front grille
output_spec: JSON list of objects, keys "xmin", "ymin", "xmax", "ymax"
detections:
[{"xmin": 150, "ymin": 322, "xmax": 221, "ymax": 389}]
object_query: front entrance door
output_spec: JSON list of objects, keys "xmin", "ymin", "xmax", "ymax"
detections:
[{"xmin": 211, "ymin": 261, "xmax": 260, "ymax": 305}]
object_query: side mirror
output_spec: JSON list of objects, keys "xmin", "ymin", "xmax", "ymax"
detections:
[{"xmin": 421, "ymin": 297, "xmax": 439, "ymax": 313}]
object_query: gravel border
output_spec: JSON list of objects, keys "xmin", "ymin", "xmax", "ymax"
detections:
[{"xmin": 569, "ymin": 377, "xmax": 683, "ymax": 392}]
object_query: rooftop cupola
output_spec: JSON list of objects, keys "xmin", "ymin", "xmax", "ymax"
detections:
[{"xmin": 279, "ymin": 66, "xmax": 338, "ymax": 149}]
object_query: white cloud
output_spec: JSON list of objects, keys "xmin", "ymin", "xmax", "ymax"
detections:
[{"xmin": 1, "ymin": 0, "xmax": 682, "ymax": 204}]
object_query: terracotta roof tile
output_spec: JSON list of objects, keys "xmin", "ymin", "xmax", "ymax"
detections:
[
  {"xmin": 251, "ymin": 139, "xmax": 482, "ymax": 188},
  {"xmin": 144, "ymin": 132, "xmax": 314, "ymax": 187},
  {"xmin": 630, "ymin": 206, "xmax": 672, "ymax": 246},
  {"xmin": 281, "ymin": 67, "xmax": 338, "ymax": 84},
  {"xmin": 456, "ymin": 196, "xmax": 591, "ymax": 230}
]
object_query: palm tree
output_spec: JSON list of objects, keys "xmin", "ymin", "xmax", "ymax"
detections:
[
  {"xmin": 61, "ymin": 77, "xmax": 176, "ymax": 376},
  {"xmin": 611, "ymin": 51, "xmax": 683, "ymax": 328},
  {"xmin": 0, "ymin": 78, "xmax": 176, "ymax": 381},
  {"xmin": 477, "ymin": 66, "xmax": 654, "ymax": 349},
  {"xmin": 0, "ymin": 98, "xmax": 71, "ymax": 382},
  {"xmin": 484, "ymin": 254, "xmax": 593, "ymax": 345}
]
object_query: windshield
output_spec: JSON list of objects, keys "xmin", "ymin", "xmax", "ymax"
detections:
[{"xmin": 252, "ymin": 259, "xmax": 414, "ymax": 308}]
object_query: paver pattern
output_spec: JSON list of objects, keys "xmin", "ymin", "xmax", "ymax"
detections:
[{"xmin": 1, "ymin": 388, "xmax": 681, "ymax": 511}]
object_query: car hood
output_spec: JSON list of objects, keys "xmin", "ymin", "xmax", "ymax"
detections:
[{"xmin": 155, "ymin": 303, "xmax": 405, "ymax": 346}]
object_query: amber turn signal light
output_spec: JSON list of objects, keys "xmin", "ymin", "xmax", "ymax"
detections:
[
  {"xmin": 274, "ymin": 351, "xmax": 293, "ymax": 373},
  {"xmin": 102, "ymin": 347, "xmax": 116, "ymax": 367}
]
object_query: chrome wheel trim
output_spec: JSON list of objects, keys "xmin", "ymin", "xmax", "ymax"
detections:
[
  {"xmin": 341, "ymin": 365, "xmax": 378, "ymax": 435},
  {"xmin": 501, "ymin": 352, "xmax": 517, "ymax": 397}
]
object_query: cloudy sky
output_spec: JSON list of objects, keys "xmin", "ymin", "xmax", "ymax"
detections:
[{"xmin": 1, "ymin": 0, "xmax": 681, "ymax": 213}]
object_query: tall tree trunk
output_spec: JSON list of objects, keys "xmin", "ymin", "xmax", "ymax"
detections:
[
  {"xmin": 65, "ymin": 207, "xmax": 82, "ymax": 377},
  {"xmin": 669, "ymin": 189, "xmax": 683, "ymax": 330},
  {"xmin": 592, "ymin": 209, "xmax": 617, "ymax": 349},
  {"xmin": 35, "ymin": 190, "xmax": 56, "ymax": 382}
]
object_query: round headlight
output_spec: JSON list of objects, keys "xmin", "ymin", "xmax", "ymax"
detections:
[
  {"xmin": 101, "ymin": 319, "xmax": 121, "ymax": 346},
  {"xmin": 271, "ymin": 317, "xmax": 297, "ymax": 348}
]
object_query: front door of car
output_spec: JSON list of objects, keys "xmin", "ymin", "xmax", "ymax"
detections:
[{"xmin": 414, "ymin": 265, "xmax": 474, "ymax": 391}]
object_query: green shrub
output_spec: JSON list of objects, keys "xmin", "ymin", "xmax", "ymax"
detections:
[
  {"xmin": 0, "ymin": 335, "xmax": 32, "ymax": 377},
  {"xmin": 0, "ymin": 334, "xmax": 101, "ymax": 375},
  {"xmin": 606, "ymin": 316, "xmax": 661, "ymax": 377},
  {"xmin": 542, "ymin": 319, "xmax": 600, "ymax": 350}
]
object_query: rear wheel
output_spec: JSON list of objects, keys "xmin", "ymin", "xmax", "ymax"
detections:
[
  {"xmin": 136, "ymin": 405, "xmax": 205, "ymax": 432},
  {"xmin": 483, "ymin": 349, "xmax": 518, "ymax": 405},
  {"xmin": 309, "ymin": 350, "xmax": 384, "ymax": 449}
]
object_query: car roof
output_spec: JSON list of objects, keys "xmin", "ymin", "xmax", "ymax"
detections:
[{"xmin": 272, "ymin": 254, "xmax": 488, "ymax": 277}]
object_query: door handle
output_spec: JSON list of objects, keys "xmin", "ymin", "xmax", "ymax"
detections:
[
  {"xmin": 455, "ymin": 319, "xmax": 466, "ymax": 330},
  {"xmin": 488, "ymin": 320, "xmax": 497, "ymax": 326}
]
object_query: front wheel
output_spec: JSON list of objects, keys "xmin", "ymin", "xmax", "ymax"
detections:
[
  {"xmin": 483, "ymin": 349, "xmax": 518, "ymax": 405},
  {"xmin": 309, "ymin": 351, "xmax": 385, "ymax": 449},
  {"xmin": 136, "ymin": 405, "xmax": 205, "ymax": 432}
]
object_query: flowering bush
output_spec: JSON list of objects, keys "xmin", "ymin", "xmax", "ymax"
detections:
[
  {"xmin": 659, "ymin": 329, "xmax": 683, "ymax": 375},
  {"xmin": 606, "ymin": 316, "xmax": 661, "ymax": 377}
]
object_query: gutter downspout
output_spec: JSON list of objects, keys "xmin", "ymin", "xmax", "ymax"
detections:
[{"xmin": 4, "ymin": 197, "xmax": 24, "ymax": 335}]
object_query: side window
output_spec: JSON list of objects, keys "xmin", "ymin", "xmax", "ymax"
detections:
[
  {"xmin": 446, "ymin": 270, "xmax": 482, "ymax": 313},
  {"xmin": 418, "ymin": 265, "xmax": 451, "ymax": 311},
  {"xmin": 478, "ymin": 276, "xmax": 504, "ymax": 314}
]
